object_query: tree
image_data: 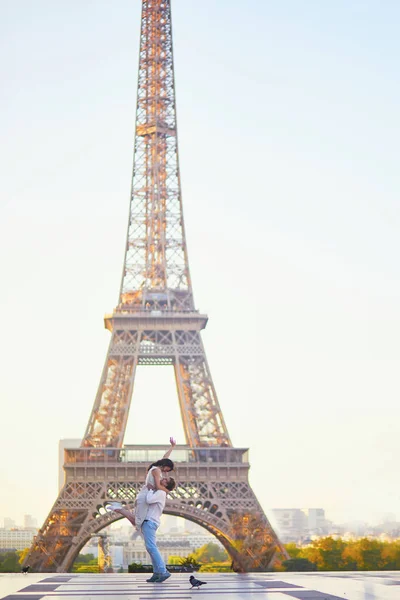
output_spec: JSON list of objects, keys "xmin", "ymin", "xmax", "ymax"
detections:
[
  {"xmin": 301, "ymin": 537, "xmax": 347, "ymax": 571},
  {"xmin": 0, "ymin": 552, "xmax": 20, "ymax": 573},
  {"xmin": 342, "ymin": 538, "xmax": 383, "ymax": 571},
  {"xmin": 167, "ymin": 555, "xmax": 183, "ymax": 565},
  {"xmin": 318, "ymin": 537, "xmax": 347, "ymax": 571},
  {"xmin": 178, "ymin": 555, "xmax": 201, "ymax": 570},
  {"xmin": 72, "ymin": 554, "xmax": 99, "ymax": 573},
  {"xmin": 18, "ymin": 548, "xmax": 31, "ymax": 565},
  {"xmin": 74, "ymin": 553, "xmax": 96, "ymax": 564},
  {"xmin": 380, "ymin": 540, "xmax": 400, "ymax": 569},
  {"xmin": 281, "ymin": 537, "xmax": 400, "ymax": 572},
  {"xmin": 282, "ymin": 558, "xmax": 317, "ymax": 572},
  {"xmin": 193, "ymin": 543, "xmax": 229, "ymax": 564},
  {"xmin": 284, "ymin": 543, "xmax": 303, "ymax": 559}
]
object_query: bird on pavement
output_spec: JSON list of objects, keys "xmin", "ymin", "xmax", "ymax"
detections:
[
  {"xmin": 21, "ymin": 566, "xmax": 30, "ymax": 574},
  {"xmin": 189, "ymin": 575, "xmax": 207, "ymax": 589}
]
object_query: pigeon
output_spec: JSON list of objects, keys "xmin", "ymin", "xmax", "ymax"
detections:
[
  {"xmin": 21, "ymin": 565, "xmax": 30, "ymax": 574},
  {"xmin": 189, "ymin": 575, "xmax": 207, "ymax": 589}
]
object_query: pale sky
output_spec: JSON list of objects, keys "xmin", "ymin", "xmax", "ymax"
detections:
[{"xmin": 0, "ymin": 0, "xmax": 399, "ymax": 530}]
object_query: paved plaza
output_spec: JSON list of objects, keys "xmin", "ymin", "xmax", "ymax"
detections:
[{"xmin": 1, "ymin": 571, "xmax": 399, "ymax": 600}]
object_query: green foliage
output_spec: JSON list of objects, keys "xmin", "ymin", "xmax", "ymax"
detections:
[
  {"xmin": 128, "ymin": 562, "xmax": 152, "ymax": 573},
  {"xmin": 199, "ymin": 561, "xmax": 232, "ymax": 572},
  {"xmin": 284, "ymin": 543, "xmax": 303, "ymax": 559},
  {"xmin": 302, "ymin": 537, "xmax": 348, "ymax": 571},
  {"xmin": 170, "ymin": 543, "xmax": 231, "ymax": 573},
  {"xmin": 282, "ymin": 558, "xmax": 317, "ymax": 572},
  {"xmin": 178, "ymin": 555, "xmax": 201, "ymax": 570},
  {"xmin": 74, "ymin": 553, "xmax": 96, "ymax": 564},
  {"xmin": 167, "ymin": 555, "xmax": 183, "ymax": 565},
  {"xmin": 72, "ymin": 554, "xmax": 99, "ymax": 573},
  {"xmin": 73, "ymin": 564, "xmax": 100, "ymax": 573},
  {"xmin": 170, "ymin": 549, "xmax": 231, "ymax": 573},
  {"xmin": 0, "ymin": 551, "xmax": 20, "ymax": 573},
  {"xmin": 18, "ymin": 548, "xmax": 31, "ymax": 565},
  {"xmin": 192, "ymin": 543, "xmax": 229, "ymax": 564},
  {"xmin": 282, "ymin": 538, "xmax": 400, "ymax": 572}
]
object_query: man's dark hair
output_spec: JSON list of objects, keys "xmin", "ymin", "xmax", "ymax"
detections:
[{"xmin": 165, "ymin": 477, "xmax": 176, "ymax": 492}]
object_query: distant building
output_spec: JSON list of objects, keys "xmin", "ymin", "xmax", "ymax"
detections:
[
  {"xmin": 272, "ymin": 509, "xmax": 307, "ymax": 542},
  {"xmin": 305, "ymin": 508, "xmax": 329, "ymax": 534},
  {"xmin": 59, "ymin": 438, "xmax": 81, "ymax": 490},
  {"xmin": 123, "ymin": 536, "xmax": 191, "ymax": 568},
  {"xmin": 162, "ymin": 515, "xmax": 184, "ymax": 533},
  {"xmin": 183, "ymin": 519, "xmax": 197, "ymax": 533},
  {"xmin": 0, "ymin": 529, "xmax": 36, "ymax": 551},
  {"xmin": 111, "ymin": 545, "xmax": 124, "ymax": 567},
  {"xmin": 372, "ymin": 520, "xmax": 400, "ymax": 539},
  {"xmin": 80, "ymin": 529, "xmax": 220, "ymax": 569},
  {"xmin": 177, "ymin": 532, "xmax": 220, "ymax": 550},
  {"xmin": 24, "ymin": 515, "xmax": 38, "ymax": 529},
  {"xmin": 272, "ymin": 508, "xmax": 329, "ymax": 542}
]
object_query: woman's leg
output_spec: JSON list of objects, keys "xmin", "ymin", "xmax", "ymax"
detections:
[
  {"xmin": 141, "ymin": 521, "xmax": 167, "ymax": 575},
  {"xmin": 114, "ymin": 507, "xmax": 136, "ymax": 526},
  {"xmin": 105, "ymin": 502, "xmax": 136, "ymax": 526}
]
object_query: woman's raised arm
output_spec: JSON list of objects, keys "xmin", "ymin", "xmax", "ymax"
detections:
[{"xmin": 162, "ymin": 437, "xmax": 176, "ymax": 459}]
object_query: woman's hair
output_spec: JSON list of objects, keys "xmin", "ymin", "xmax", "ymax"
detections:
[
  {"xmin": 148, "ymin": 458, "xmax": 174, "ymax": 471},
  {"xmin": 165, "ymin": 477, "xmax": 176, "ymax": 492}
]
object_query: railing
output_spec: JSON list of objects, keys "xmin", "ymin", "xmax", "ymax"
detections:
[
  {"xmin": 64, "ymin": 445, "xmax": 249, "ymax": 466},
  {"xmin": 111, "ymin": 308, "xmax": 202, "ymax": 315}
]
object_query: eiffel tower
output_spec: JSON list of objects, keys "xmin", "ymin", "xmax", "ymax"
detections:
[{"xmin": 25, "ymin": 0, "xmax": 287, "ymax": 573}]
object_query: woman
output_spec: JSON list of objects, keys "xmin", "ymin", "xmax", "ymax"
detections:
[
  {"xmin": 106, "ymin": 437, "xmax": 176, "ymax": 528},
  {"xmin": 134, "ymin": 437, "xmax": 176, "ymax": 529}
]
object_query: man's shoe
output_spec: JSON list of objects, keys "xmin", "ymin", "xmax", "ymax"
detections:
[
  {"xmin": 146, "ymin": 573, "xmax": 160, "ymax": 583},
  {"xmin": 155, "ymin": 572, "xmax": 171, "ymax": 583}
]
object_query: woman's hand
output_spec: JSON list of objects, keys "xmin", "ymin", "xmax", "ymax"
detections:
[{"xmin": 163, "ymin": 438, "xmax": 177, "ymax": 459}]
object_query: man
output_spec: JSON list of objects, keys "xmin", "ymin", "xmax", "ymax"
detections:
[
  {"xmin": 142, "ymin": 477, "xmax": 176, "ymax": 583},
  {"xmin": 106, "ymin": 477, "xmax": 176, "ymax": 583}
]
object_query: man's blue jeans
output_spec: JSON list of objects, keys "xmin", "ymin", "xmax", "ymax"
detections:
[{"xmin": 142, "ymin": 520, "xmax": 167, "ymax": 574}]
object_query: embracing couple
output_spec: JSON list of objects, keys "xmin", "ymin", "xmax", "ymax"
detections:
[{"xmin": 107, "ymin": 437, "xmax": 177, "ymax": 583}]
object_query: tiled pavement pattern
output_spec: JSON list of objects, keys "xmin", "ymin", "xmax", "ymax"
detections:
[{"xmin": 1, "ymin": 572, "xmax": 400, "ymax": 600}]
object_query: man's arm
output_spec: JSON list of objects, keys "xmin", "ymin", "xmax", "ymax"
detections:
[{"xmin": 146, "ymin": 490, "xmax": 166, "ymax": 505}]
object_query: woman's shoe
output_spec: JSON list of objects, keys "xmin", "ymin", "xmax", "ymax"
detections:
[
  {"xmin": 105, "ymin": 501, "xmax": 123, "ymax": 512},
  {"xmin": 146, "ymin": 573, "xmax": 160, "ymax": 582}
]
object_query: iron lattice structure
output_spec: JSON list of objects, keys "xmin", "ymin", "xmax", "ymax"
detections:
[
  {"xmin": 25, "ymin": 0, "xmax": 287, "ymax": 572},
  {"xmin": 92, "ymin": 533, "xmax": 112, "ymax": 573}
]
